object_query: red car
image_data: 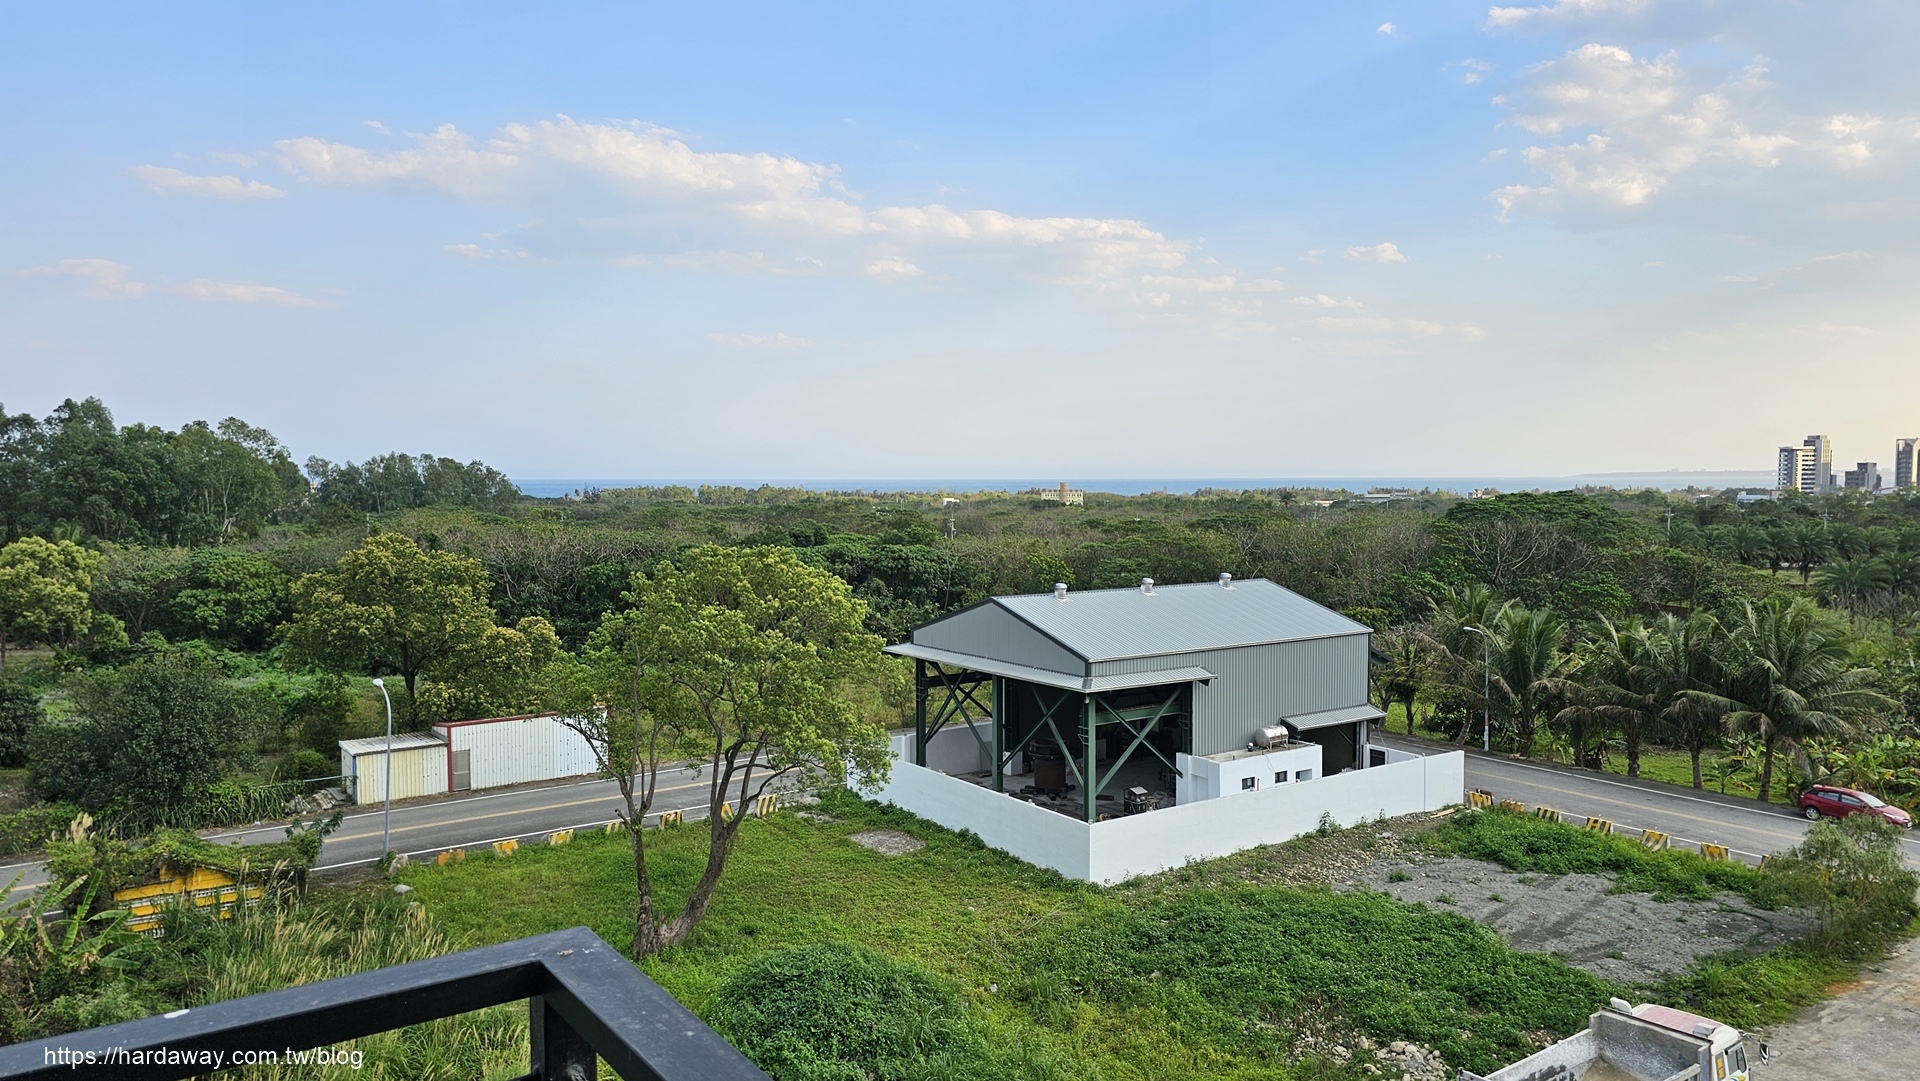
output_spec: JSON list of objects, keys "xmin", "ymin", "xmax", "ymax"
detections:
[{"xmin": 1797, "ymin": 784, "xmax": 1914, "ymax": 828}]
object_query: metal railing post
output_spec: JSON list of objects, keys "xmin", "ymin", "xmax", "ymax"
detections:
[{"xmin": 531, "ymin": 995, "xmax": 597, "ymax": 1081}]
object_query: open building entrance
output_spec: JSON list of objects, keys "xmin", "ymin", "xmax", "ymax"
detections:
[{"xmin": 912, "ymin": 660, "xmax": 1194, "ymax": 822}]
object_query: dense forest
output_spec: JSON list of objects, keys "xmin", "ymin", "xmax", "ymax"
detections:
[{"xmin": 5, "ymin": 395, "xmax": 1920, "ymax": 838}]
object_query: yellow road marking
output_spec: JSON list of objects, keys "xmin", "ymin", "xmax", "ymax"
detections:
[{"xmin": 327, "ymin": 777, "xmax": 710, "ymax": 842}]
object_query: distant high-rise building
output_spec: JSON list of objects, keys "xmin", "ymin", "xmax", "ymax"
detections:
[
  {"xmin": 1798, "ymin": 435, "xmax": 1834, "ymax": 493},
  {"xmin": 1896, "ymin": 438, "xmax": 1918, "ymax": 489},
  {"xmin": 1844, "ymin": 462, "xmax": 1881, "ymax": 491},
  {"xmin": 1777, "ymin": 444, "xmax": 1810, "ymax": 491}
]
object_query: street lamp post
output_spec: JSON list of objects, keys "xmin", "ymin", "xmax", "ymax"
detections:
[
  {"xmin": 1461, "ymin": 626, "xmax": 1492, "ymax": 753},
  {"xmin": 372, "ymin": 678, "xmax": 394, "ymax": 862}
]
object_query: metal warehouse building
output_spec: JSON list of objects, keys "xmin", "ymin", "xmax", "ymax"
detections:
[
  {"xmin": 339, "ymin": 712, "xmax": 599, "ymax": 804},
  {"xmin": 886, "ymin": 574, "xmax": 1387, "ymax": 822}
]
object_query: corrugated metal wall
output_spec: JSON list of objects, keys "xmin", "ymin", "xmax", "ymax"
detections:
[
  {"xmin": 349, "ymin": 745, "xmax": 449, "ymax": 803},
  {"xmin": 1092, "ymin": 633, "xmax": 1371, "ymax": 756},
  {"xmin": 551, "ymin": 721, "xmax": 599, "ymax": 778},
  {"xmin": 913, "ymin": 603, "xmax": 1086, "ymax": 675},
  {"xmin": 451, "ymin": 716, "xmax": 557, "ymax": 790}
]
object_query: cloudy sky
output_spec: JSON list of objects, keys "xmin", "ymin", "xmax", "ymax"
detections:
[{"xmin": 5, "ymin": 1, "xmax": 1919, "ymax": 480}]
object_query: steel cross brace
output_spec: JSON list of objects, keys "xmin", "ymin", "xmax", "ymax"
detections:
[{"xmin": 1093, "ymin": 688, "xmax": 1186, "ymax": 795}]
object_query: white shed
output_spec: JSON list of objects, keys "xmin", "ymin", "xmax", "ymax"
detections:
[
  {"xmin": 430, "ymin": 712, "xmax": 600, "ymax": 793},
  {"xmin": 339, "ymin": 732, "xmax": 450, "ymax": 804}
]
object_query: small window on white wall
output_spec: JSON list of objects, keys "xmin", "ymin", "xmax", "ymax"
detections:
[
  {"xmin": 1240, "ymin": 776, "xmax": 1257, "ymax": 791},
  {"xmin": 1297, "ymin": 769, "xmax": 1315, "ymax": 781},
  {"xmin": 1274, "ymin": 771, "xmax": 1289, "ymax": 783}
]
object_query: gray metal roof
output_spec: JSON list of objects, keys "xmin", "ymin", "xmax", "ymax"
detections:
[
  {"xmin": 885, "ymin": 641, "xmax": 1214, "ymax": 692},
  {"xmin": 976, "ymin": 578, "xmax": 1369, "ymax": 662},
  {"xmin": 339, "ymin": 732, "xmax": 446, "ymax": 757}
]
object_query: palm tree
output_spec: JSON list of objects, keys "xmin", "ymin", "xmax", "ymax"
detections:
[
  {"xmin": 1829, "ymin": 523, "xmax": 1868, "ymax": 561},
  {"xmin": 1559, "ymin": 617, "xmax": 1663, "ymax": 775},
  {"xmin": 1710, "ymin": 597, "xmax": 1892, "ymax": 802},
  {"xmin": 1485, "ymin": 603, "xmax": 1571, "ymax": 758},
  {"xmin": 1726, "ymin": 523, "xmax": 1769, "ymax": 568},
  {"xmin": 1815, "ymin": 556, "xmax": 1892, "ymax": 614},
  {"xmin": 1785, "ymin": 522, "xmax": 1832, "ymax": 585},
  {"xmin": 1375, "ymin": 628, "xmax": 1427, "ymax": 736},
  {"xmin": 1423, "ymin": 583, "xmax": 1508, "ymax": 746},
  {"xmin": 1653, "ymin": 612, "xmax": 1731, "ymax": 788},
  {"xmin": 1881, "ymin": 551, "xmax": 1920, "ymax": 600}
]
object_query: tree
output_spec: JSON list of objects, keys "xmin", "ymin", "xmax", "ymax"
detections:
[
  {"xmin": 1652, "ymin": 612, "xmax": 1730, "ymax": 789},
  {"xmin": 1713, "ymin": 597, "xmax": 1890, "ymax": 803},
  {"xmin": 0, "ymin": 680, "xmax": 43, "ymax": 768},
  {"xmin": 1485, "ymin": 603, "xmax": 1571, "ymax": 758},
  {"xmin": 28, "ymin": 651, "xmax": 264, "ymax": 829},
  {"xmin": 413, "ymin": 615, "xmax": 563, "ymax": 723},
  {"xmin": 546, "ymin": 546, "xmax": 890, "ymax": 959},
  {"xmin": 169, "ymin": 551, "xmax": 290, "ymax": 651},
  {"xmin": 1815, "ymin": 557, "xmax": 1891, "ymax": 615},
  {"xmin": 0, "ymin": 537, "xmax": 102, "ymax": 669},
  {"xmin": 284, "ymin": 533, "xmax": 501, "ymax": 723},
  {"xmin": 1374, "ymin": 628, "xmax": 1427, "ymax": 735},
  {"xmin": 1760, "ymin": 816, "xmax": 1919, "ymax": 958}
]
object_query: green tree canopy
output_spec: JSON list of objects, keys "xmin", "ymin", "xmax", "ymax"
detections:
[
  {"xmin": 284, "ymin": 533, "xmax": 504, "ymax": 723},
  {"xmin": 0, "ymin": 536, "xmax": 103, "ymax": 668}
]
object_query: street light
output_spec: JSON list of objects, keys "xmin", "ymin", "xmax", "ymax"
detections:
[
  {"xmin": 372, "ymin": 678, "xmax": 394, "ymax": 863},
  {"xmin": 1460, "ymin": 626, "xmax": 1492, "ymax": 753}
]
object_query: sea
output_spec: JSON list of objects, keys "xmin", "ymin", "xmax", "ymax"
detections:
[{"xmin": 513, "ymin": 471, "xmax": 1775, "ymax": 499}]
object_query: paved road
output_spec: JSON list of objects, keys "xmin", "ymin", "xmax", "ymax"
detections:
[
  {"xmin": 0, "ymin": 761, "xmax": 755, "ymax": 897},
  {"xmin": 1375, "ymin": 732, "xmax": 1920, "ymax": 866}
]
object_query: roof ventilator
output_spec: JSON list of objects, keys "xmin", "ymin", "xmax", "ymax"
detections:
[
  {"xmin": 1139, "ymin": 577, "xmax": 1154, "ymax": 594},
  {"xmin": 1218, "ymin": 572, "xmax": 1233, "ymax": 588},
  {"xmin": 1053, "ymin": 582, "xmax": 1069, "ymax": 601}
]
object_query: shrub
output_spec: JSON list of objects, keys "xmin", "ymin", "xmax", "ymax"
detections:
[
  {"xmin": 0, "ymin": 680, "xmax": 42, "ymax": 767},
  {"xmin": 706, "ymin": 943, "xmax": 969, "ymax": 1081},
  {"xmin": 273, "ymin": 749, "xmax": 335, "ymax": 786},
  {"xmin": 1759, "ymin": 816, "xmax": 1919, "ymax": 958}
]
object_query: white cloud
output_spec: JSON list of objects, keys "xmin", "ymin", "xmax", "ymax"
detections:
[
  {"xmin": 363, "ymin": 120, "xmax": 391, "ymax": 135},
  {"xmin": 442, "ymin": 242, "xmax": 529, "ymax": 261},
  {"xmin": 131, "ymin": 165, "xmax": 287, "ymax": 199},
  {"xmin": 1462, "ymin": 59, "xmax": 1493, "ymax": 85},
  {"xmin": 1346, "ymin": 242, "xmax": 1409, "ymax": 262},
  {"xmin": 863, "ymin": 256, "xmax": 924, "ymax": 280},
  {"xmin": 1377, "ymin": 22, "xmax": 1397, "ymax": 36},
  {"xmin": 1292, "ymin": 293, "xmax": 1364, "ymax": 309},
  {"xmin": 262, "ymin": 114, "xmax": 1274, "ymax": 330},
  {"xmin": 1492, "ymin": 45, "xmax": 1919, "ymax": 216},
  {"xmin": 709, "ymin": 332, "xmax": 809, "ymax": 348},
  {"xmin": 179, "ymin": 279, "xmax": 327, "ymax": 306},
  {"xmin": 1486, "ymin": 0, "xmax": 1647, "ymax": 29},
  {"xmin": 23, "ymin": 259, "xmax": 322, "ymax": 306},
  {"xmin": 26, "ymin": 258, "xmax": 146, "ymax": 297}
]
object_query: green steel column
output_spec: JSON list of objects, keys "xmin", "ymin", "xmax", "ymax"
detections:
[
  {"xmin": 991, "ymin": 676, "xmax": 1005, "ymax": 793},
  {"xmin": 913, "ymin": 660, "xmax": 928, "ymax": 767},
  {"xmin": 1084, "ymin": 693, "xmax": 1098, "ymax": 822}
]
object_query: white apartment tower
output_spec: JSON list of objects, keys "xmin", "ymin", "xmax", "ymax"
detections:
[
  {"xmin": 1896, "ymin": 438, "xmax": 1918, "ymax": 489},
  {"xmin": 1783, "ymin": 435, "xmax": 1834, "ymax": 494},
  {"xmin": 1776, "ymin": 445, "xmax": 1809, "ymax": 492}
]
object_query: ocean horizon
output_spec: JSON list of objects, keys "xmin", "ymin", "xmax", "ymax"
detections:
[{"xmin": 514, "ymin": 471, "xmax": 1776, "ymax": 499}]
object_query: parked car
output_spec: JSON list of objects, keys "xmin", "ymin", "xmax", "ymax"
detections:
[{"xmin": 1797, "ymin": 784, "xmax": 1914, "ymax": 828}]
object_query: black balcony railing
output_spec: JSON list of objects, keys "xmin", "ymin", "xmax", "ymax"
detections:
[{"xmin": 0, "ymin": 926, "xmax": 770, "ymax": 1081}]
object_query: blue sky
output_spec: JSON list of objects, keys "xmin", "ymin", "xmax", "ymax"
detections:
[{"xmin": 6, "ymin": 1, "xmax": 1919, "ymax": 480}]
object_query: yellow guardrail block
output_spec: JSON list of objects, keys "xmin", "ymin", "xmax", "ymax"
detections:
[
  {"xmin": 754, "ymin": 794, "xmax": 777, "ymax": 817},
  {"xmin": 658, "ymin": 809, "xmax": 683, "ymax": 827},
  {"xmin": 491, "ymin": 839, "xmax": 519, "ymax": 858},
  {"xmin": 1583, "ymin": 817, "xmax": 1613, "ymax": 835},
  {"xmin": 113, "ymin": 865, "xmax": 264, "ymax": 935},
  {"xmin": 1640, "ymin": 829, "xmax": 1670, "ymax": 851},
  {"xmin": 435, "ymin": 848, "xmax": 467, "ymax": 866},
  {"xmin": 1534, "ymin": 806, "xmax": 1560, "ymax": 822},
  {"xmin": 719, "ymin": 801, "xmax": 735, "ymax": 822},
  {"xmin": 1467, "ymin": 790, "xmax": 1495, "ymax": 809},
  {"xmin": 1700, "ymin": 842, "xmax": 1730, "ymax": 862},
  {"xmin": 1499, "ymin": 799, "xmax": 1526, "ymax": 813},
  {"xmin": 549, "ymin": 829, "xmax": 574, "ymax": 846}
]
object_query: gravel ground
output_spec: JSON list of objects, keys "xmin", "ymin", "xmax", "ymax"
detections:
[
  {"xmin": 1751, "ymin": 937, "xmax": 1920, "ymax": 1080},
  {"xmin": 1346, "ymin": 856, "xmax": 1807, "ymax": 986}
]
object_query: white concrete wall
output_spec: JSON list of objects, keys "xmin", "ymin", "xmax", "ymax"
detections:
[
  {"xmin": 920, "ymin": 724, "xmax": 990, "ymax": 775},
  {"xmin": 1088, "ymin": 751, "xmax": 1465, "ymax": 883},
  {"xmin": 1374, "ymin": 745, "xmax": 1422, "ymax": 766},
  {"xmin": 863, "ymin": 734, "xmax": 1464, "ymax": 885},
  {"xmin": 869, "ymin": 735, "xmax": 1090, "ymax": 879},
  {"xmin": 1175, "ymin": 743, "xmax": 1323, "ymax": 804}
]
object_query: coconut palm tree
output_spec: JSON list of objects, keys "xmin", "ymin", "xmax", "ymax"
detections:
[
  {"xmin": 1374, "ymin": 627, "xmax": 1427, "ymax": 736},
  {"xmin": 1711, "ymin": 597, "xmax": 1892, "ymax": 802},
  {"xmin": 1559, "ymin": 617, "xmax": 1662, "ymax": 775},
  {"xmin": 1651, "ymin": 612, "xmax": 1732, "ymax": 788},
  {"xmin": 1815, "ymin": 556, "xmax": 1892, "ymax": 614},
  {"xmin": 1423, "ymin": 583, "xmax": 1508, "ymax": 746},
  {"xmin": 1785, "ymin": 522, "xmax": 1833, "ymax": 585},
  {"xmin": 1485, "ymin": 603, "xmax": 1571, "ymax": 758}
]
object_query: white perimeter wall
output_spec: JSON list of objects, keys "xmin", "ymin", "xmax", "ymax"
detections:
[{"xmin": 867, "ymin": 734, "xmax": 1465, "ymax": 885}]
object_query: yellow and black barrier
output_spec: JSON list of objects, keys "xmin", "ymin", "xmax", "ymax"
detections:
[
  {"xmin": 549, "ymin": 829, "xmax": 574, "ymax": 846},
  {"xmin": 604, "ymin": 821, "xmax": 620, "ymax": 835},
  {"xmin": 1700, "ymin": 843, "xmax": 1730, "ymax": 862},
  {"xmin": 114, "ymin": 867, "xmax": 265, "ymax": 936},
  {"xmin": 1499, "ymin": 799, "xmax": 1526, "ymax": 813},
  {"xmin": 436, "ymin": 848, "xmax": 467, "ymax": 866},
  {"xmin": 491, "ymin": 839, "xmax": 520, "ymax": 858},
  {"xmin": 1534, "ymin": 806, "xmax": 1560, "ymax": 822},
  {"xmin": 753, "ymin": 794, "xmax": 777, "ymax": 817},
  {"xmin": 1640, "ymin": 830, "xmax": 1670, "ymax": 851},
  {"xmin": 1467, "ymin": 790, "xmax": 1495, "ymax": 809},
  {"xmin": 658, "ymin": 809, "xmax": 683, "ymax": 828},
  {"xmin": 1583, "ymin": 817, "xmax": 1614, "ymax": 835}
]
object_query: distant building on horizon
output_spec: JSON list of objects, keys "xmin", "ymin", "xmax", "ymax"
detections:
[
  {"xmin": 1038, "ymin": 481, "xmax": 1085, "ymax": 506},
  {"xmin": 1777, "ymin": 435, "xmax": 1834, "ymax": 494},
  {"xmin": 1844, "ymin": 461, "xmax": 1881, "ymax": 491},
  {"xmin": 1896, "ymin": 438, "xmax": 1918, "ymax": 489}
]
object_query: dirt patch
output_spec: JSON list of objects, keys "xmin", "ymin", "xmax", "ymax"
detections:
[
  {"xmin": 1756, "ymin": 938, "xmax": 1920, "ymax": 1080},
  {"xmin": 1347, "ymin": 856, "xmax": 1807, "ymax": 987},
  {"xmin": 847, "ymin": 829, "xmax": 924, "ymax": 856}
]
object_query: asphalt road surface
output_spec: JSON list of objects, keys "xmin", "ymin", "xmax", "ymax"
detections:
[
  {"xmin": 0, "ymin": 761, "xmax": 752, "ymax": 897},
  {"xmin": 1375, "ymin": 731, "xmax": 1920, "ymax": 867}
]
